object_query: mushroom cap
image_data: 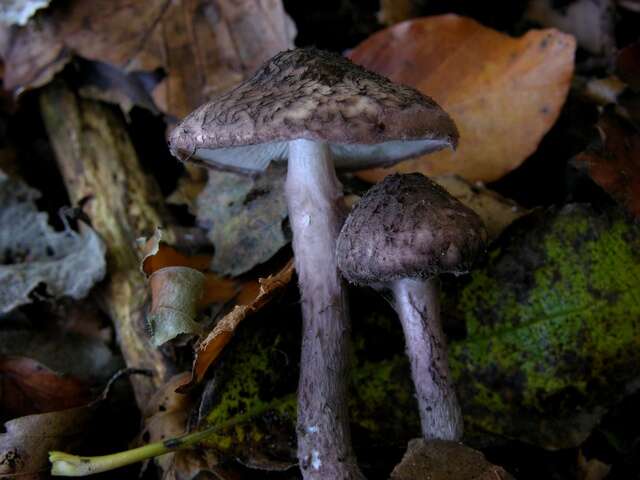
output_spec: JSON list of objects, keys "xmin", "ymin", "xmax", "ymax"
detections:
[
  {"xmin": 169, "ymin": 48, "xmax": 458, "ymax": 173},
  {"xmin": 337, "ymin": 173, "xmax": 486, "ymax": 285}
]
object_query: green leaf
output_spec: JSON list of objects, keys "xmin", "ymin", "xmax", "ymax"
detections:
[
  {"xmin": 450, "ymin": 204, "xmax": 640, "ymax": 448},
  {"xmin": 195, "ymin": 204, "xmax": 640, "ymax": 465}
]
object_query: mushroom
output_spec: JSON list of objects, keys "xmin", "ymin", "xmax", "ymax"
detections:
[
  {"xmin": 337, "ymin": 173, "xmax": 486, "ymax": 441},
  {"xmin": 169, "ymin": 48, "xmax": 458, "ymax": 479}
]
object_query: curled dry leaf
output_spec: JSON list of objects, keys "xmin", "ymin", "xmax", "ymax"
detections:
[
  {"xmin": 178, "ymin": 259, "xmax": 293, "ymax": 391},
  {"xmin": 349, "ymin": 15, "xmax": 575, "ymax": 183},
  {"xmin": 0, "ymin": 356, "xmax": 91, "ymax": 418},
  {"xmin": 149, "ymin": 267, "xmax": 206, "ymax": 346},
  {"xmin": 526, "ymin": 0, "xmax": 615, "ymax": 56},
  {"xmin": 0, "ymin": 170, "xmax": 106, "ymax": 313},
  {"xmin": 433, "ymin": 175, "xmax": 528, "ymax": 241},
  {"xmin": 1, "ymin": 0, "xmax": 295, "ymax": 117},
  {"xmin": 390, "ymin": 439, "xmax": 514, "ymax": 480},
  {"xmin": 140, "ymin": 230, "xmax": 240, "ymax": 345},
  {"xmin": 572, "ymin": 112, "xmax": 640, "ymax": 217},
  {"xmin": 578, "ymin": 451, "xmax": 611, "ymax": 480}
]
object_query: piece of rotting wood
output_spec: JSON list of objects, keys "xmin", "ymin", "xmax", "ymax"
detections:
[{"xmin": 40, "ymin": 81, "xmax": 174, "ymax": 406}]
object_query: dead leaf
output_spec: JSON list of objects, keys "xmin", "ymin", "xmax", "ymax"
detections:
[
  {"xmin": 148, "ymin": 267, "xmax": 206, "ymax": 346},
  {"xmin": 578, "ymin": 451, "xmax": 611, "ymax": 480},
  {"xmin": 349, "ymin": 15, "xmax": 575, "ymax": 183},
  {"xmin": 139, "ymin": 228, "xmax": 212, "ymax": 276},
  {"xmin": 0, "ymin": 356, "xmax": 91, "ymax": 419},
  {"xmin": 0, "ymin": 404, "xmax": 94, "ymax": 478},
  {"xmin": 0, "ymin": 170, "xmax": 106, "ymax": 313},
  {"xmin": 0, "ymin": 328, "xmax": 120, "ymax": 384},
  {"xmin": 526, "ymin": 0, "xmax": 615, "ymax": 56},
  {"xmin": 572, "ymin": 111, "xmax": 640, "ymax": 217},
  {"xmin": 390, "ymin": 439, "xmax": 514, "ymax": 480},
  {"xmin": 1, "ymin": 0, "xmax": 295, "ymax": 117},
  {"xmin": 433, "ymin": 175, "xmax": 528, "ymax": 241},
  {"xmin": 617, "ymin": 41, "xmax": 640, "ymax": 91},
  {"xmin": 377, "ymin": 0, "xmax": 421, "ymax": 26},
  {"xmin": 197, "ymin": 165, "xmax": 289, "ymax": 276},
  {"xmin": 0, "ymin": 0, "xmax": 51, "ymax": 26},
  {"xmin": 178, "ymin": 259, "xmax": 293, "ymax": 392}
]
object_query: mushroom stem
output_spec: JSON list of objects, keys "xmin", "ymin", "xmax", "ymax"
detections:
[
  {"xmin": 392, "ymin": 277, "xmax": 463, "ymax": 441},
  {"xmin": 286, "ymin": 139, "xmax": 364, "ymax": 479}
]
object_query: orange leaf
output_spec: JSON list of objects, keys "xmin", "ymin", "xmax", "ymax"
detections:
[
  {"xmin": 349, "ymin": 15, "xmax": 575, "ymax": 183},
  {"xmin": 177, "ymin": 260, "xmax": 294, "ymax": 392}
]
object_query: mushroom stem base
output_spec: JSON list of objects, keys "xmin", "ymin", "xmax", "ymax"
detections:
[
  {"xmin": 286, "ymin": 139, "xmax": 364, "ymax": 479},
  {"xmin": 392, "ymin": 277, "xmax": 463, "ymax": 441}
]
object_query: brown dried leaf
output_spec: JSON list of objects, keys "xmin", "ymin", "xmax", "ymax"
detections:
[
  {"xmin": 573, "ymin": 112, "xmax": 640, "ymax": 217},
  {"xmin": 578, "ymin": 451, "xmax": 611, "ymax": 480},
  {"xmin": 390, "ymin": 439, "xmax": 514, "ymax": 480},
  {"xmin": 0, "ymin": 404, "xmax": 94, "ymax": 478},
  {"xmin": 1, "ymin": 0, "xmax": 295, "ymax": 117},
  {"xmin": 617, "ymin": 41, "xmax": 640, "ymax": 91},
  {"xmin": 178, "ymin": 259, "xmax": 293, "ymax": 391},
  {"xmin": 349, "ymin": 15, "xmax": 575, "ymax": 183},
  {"xmin": 148, "ymin": 267, "xmax": 206, "ymax": 346},
  {"xmin": 0, "ymin": 356, "xmax": 91, "ymax": 419},
  {"xmin": 434, "ymin": 175, "xmax": 528, "ymax": 241}
]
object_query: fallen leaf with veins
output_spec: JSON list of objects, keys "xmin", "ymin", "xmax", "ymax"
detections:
[
  {"xmin": 349, "ymin": 15, "xmax": 575, "ymax": 183},
  {"xmin": 572, "ymin": 112, "xmax": 640, "ymax": 217},
  {"xmin": 0, "ymin": 170, "xmax": 106, "ymax": 313},
  {"xmin": 178, "ymin": 259, "xmax": 293, "ymax": 391},
  {"xmin": 0, "ymin": 0, "xmax": 295, "ymax": 117},
  {"xmin": 0, "ymin": 356, "xmax": 91, "ymax": 418},
  {"xmin": 390, "ymin": 439, "xmax": 514, "ymax": 480}
]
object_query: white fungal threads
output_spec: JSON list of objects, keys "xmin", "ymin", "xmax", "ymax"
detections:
[
  {"xmin": 307, "ymin": 425, "xmax": 319, "ymax": 433},
  {"xmin": 311, "ymin": 450, "xmax": 322, "ymax": 470}
]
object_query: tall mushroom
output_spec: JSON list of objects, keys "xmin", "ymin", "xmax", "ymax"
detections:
[
  {"xmin": 169, "ymin": 48, "xmax": 458, "ymax": 479},
  {"xmin": 337, "ymin": 173, "xmax": 486, "ymax": 441}
]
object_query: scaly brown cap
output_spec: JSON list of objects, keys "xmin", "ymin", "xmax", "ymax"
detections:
[
  {"xmin": 169, "ymin": 48, "xmax": 458, "ymax": 172},
  {"xmin": 337, "ymin": 173, "xmax": 486, "ymax": 285}
]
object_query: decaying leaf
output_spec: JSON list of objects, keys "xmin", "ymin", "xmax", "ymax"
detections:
[
  {"xmin": 0, "ymin": 356, "xmax": 91, "ymax": 418},
  {"xmin": 140, "ymin": 230, "xmax": 240, "ymax": 345},
  {"xmin": 451, "ymin": 204, "xmax": 640, "ymax": 448},
  {"xmin": 190, "ymin": 203, "xmax": 640, "ymax": 464},
  {"xmin": 349, "ymin": 15, "xmax": 575, "ymax": 183},
  {"xmin": 0, "ymin": 404, "xmax": 94, "ymax": 477},
  {"xmin": 196, "ymin": 165, "xmax": 289, "ymax": 276},
  {"xmin": 617, "ymin": 41, "xmax": 640, "ymax": 91},
  {"xmin": 572, "ymin": 112, "xmax": 640, "ymax": 217},
  {"xmin": 433, "ymin": 175, "xmax": 528, "ymax": 241},
  {"xmin": 1, "ymin": 0, "xmax": 295, "ymax": 117},
  {"xmin": 0, "ymin": 0, "xmax": 50, "ymax": 26},
  {"xmin": 0, "ymin": 328, "xmax": 120, "ymax": 384},
  {"xmin": 578, "ymin": 451, "xmax": 611, "ymax": 480},
  {"xmin": 390, "ymin": 439, "xmax": 514, "ymax": 480},
  {"xmin": 0, "ymin": 170, "xmax": 106, "ymax": 313},
  {"xmin": 179, "ymin": 259, "xmax": 293, "ymax": 391},
  {"xmin": 148, "ymin": 267, "xmax": 206, "ymax": 346},
  {"xmin": 526, "ymin": 0, "xmax": 615, "ymax": 56}
]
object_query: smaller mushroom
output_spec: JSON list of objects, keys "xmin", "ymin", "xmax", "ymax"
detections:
[{"xmin": 337, "ymin": 173, "xmax": 486, "ymax": 441}]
